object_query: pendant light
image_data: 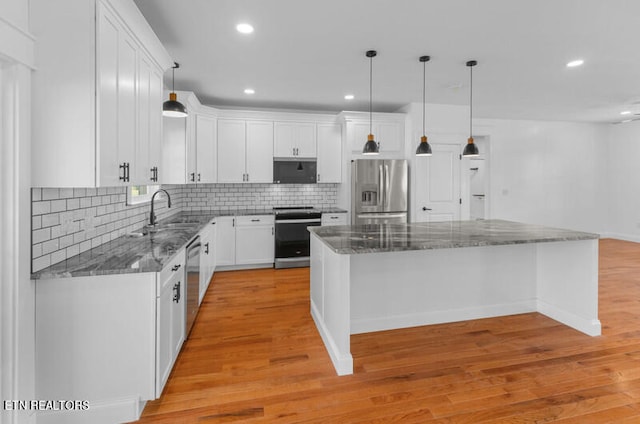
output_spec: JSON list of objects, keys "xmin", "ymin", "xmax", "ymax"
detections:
[
  {"xmin": 462, "ymin": 60, "xmax": 479, "ymax": 156},
  {"xmin": 163, "ymin": 62, "xmax": 188, "ymax": 118},
  {"xmin": 362, "ymin": 50, "xmax": 379, "ymax": 155},
  {"xmin": 415, "ymin": 55, "xmax": 433, "ymax": 156}
]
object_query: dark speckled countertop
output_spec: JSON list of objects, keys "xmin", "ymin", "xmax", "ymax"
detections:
[
  {"xmin": 32, "ymin": 208, "xmax": 347, "ymax": 280},
  {"xmin": 308, "ymin": 219, "xmax": 599, "ymax": 255}
]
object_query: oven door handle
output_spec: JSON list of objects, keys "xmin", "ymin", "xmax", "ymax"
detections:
[{"xmin": 276, "ymin": 218, "xmax": 322, "ymax": 224}]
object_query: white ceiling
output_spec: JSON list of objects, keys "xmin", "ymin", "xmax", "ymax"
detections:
[{"xmin": 134, "ymin": 0, "xmax": 640, "ymax": 123}]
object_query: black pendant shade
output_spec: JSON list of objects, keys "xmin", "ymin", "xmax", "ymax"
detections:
[
  {"xmin": 163, "ymin": 62, "xmax": 187, "ymax": 118},
  {"xmin": 416, "ymin": 55, "xmax": 433, "ymax": 156},
  {"xmin": 463, "ymin": 60, "xmax": 479, "ymax": 157},
  {"xmin": 362, "ymin": 50, "xmax": 380, "ymax": 155},
  {"xmin": 463, "ymin": 138, "xmax": 479, "ymax": 156}
]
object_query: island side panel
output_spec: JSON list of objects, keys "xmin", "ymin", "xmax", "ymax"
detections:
[
  {"xmin": 35, "ymin": 273, "xmax": 157, "ymax": 423},
  {"xmin": 310, "ymin": 234, "xmax": 353, "ymax": 375},
  {"xmin": 349, "ymin": 244, "xmax": 538, "ymax": 334},
  {"xmin": 535, "ymin": 239, "xmax": 601, "ymax": 336}
]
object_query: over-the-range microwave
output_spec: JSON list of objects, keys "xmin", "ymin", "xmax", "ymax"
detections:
[{"xmin": 273, "ymin": 159, "xmax": 317, "ymax": 184}]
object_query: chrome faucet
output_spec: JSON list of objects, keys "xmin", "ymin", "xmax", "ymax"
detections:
[{"xmin": 150, "ymin": 189, "xmax": 172, "ymax": 226}]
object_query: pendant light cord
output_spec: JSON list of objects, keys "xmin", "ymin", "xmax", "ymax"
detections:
[
  {"xmin": 172, "ymin": 66, "xmax": 175, "ymax": 92},
  {"xmin": 369, "ymin": 55, "xmax": 373, "ymax": 135},
  {"xmin": 469, "ymin": 64, "xmax": 473, "ymax": 138},
  {"xmin": 422, "ymin": 60, "xmax": 426, "ymax": 136}
]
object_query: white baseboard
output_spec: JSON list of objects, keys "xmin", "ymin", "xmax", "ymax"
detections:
[
  {"xmin": 310, "ymin": 300, "xmax": 353, "ymax": 376},
  {"xmin": 215, "ymin": 263, "xmax": 274, "ymax": 272},
  {"xmin": 350, "ymin": 300, "xmax": 537, "ymax": 335},
  {"xmin": 537, "ymin": 300, "xmax": 602, "ymax": 336},
  {"xmin": 36, "ymin": 396, "xmax": 143, "ymax": 424}
]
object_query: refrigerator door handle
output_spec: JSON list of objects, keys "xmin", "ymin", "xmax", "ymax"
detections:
[
  {"xmin": 385, "ymin": 164, "xmax": 390, "ymax": 210},
  {"xmin": 378, "ymin": 164, "xmax": 384, "ymax": 207}
]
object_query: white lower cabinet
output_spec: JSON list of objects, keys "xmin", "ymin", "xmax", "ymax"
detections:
[
  {"xmin": 235, "ymin": 216, "xmax": 275, "ymax": 265},
  {"xmin": 156, "ymin": 251, "xmax": 186, "ymax": 397},
  {"xmin": 215, "ymin": 215, "xmax": 275, "ymax": 269},
  {"xmin": 215, "ymin": 216, "xmax": 237, "ymax": 266},
  {"xmin": 35, "ymin": 248, "xmax": 186, "ymax": 424},
  {"xmin": 199, "ymin": 219, "xmax": 217, "ymax": 303}
]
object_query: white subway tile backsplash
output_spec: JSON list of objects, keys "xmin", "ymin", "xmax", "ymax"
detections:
[{"xmin": 31, "ymin": 183, "xmax": 338, "ymax": 273}]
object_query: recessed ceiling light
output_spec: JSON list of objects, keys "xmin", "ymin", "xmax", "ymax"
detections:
[
  {"xmin": 244, "ymin": 88, "xmax": 255, "ymax": 95},
  {"xmin": 621, "ymin": 111, "xmax": 632, "ymax": 115},
  {"xmin": 236, "ymin": 23, "xmax": 254, "ymax": 34},
  {"xmin": 566, "ymin": 59, "xmax": 584, "ymax": 68},
  {"xmin": 344, "ymin": 94, "xmax": 354, "ymax": 100}
]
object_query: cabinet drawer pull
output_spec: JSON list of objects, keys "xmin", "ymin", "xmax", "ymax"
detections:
[
  {"xmin": 171, "ymin": 264, "xmax": 181, "ymax": 272},
  {"xmin": 173, "ymin": 281, "xmax": 181, "ymax": 303},
  {"xmin": 251, "ymin": 219, "xmax": 260, "ymax": 222},
  {"xmin": 330, "ymin": 216, "xmax": 339, "ymax": 219}
]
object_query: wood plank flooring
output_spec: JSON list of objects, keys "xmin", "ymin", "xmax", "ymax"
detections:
[{"xmin": 134, "ymin": 238, "xmax": 640, "ymax": 423}]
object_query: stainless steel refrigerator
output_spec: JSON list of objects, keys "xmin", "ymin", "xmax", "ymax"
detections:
[{"xmin": 351, "ymin": 159, "xmax": 408, "ymax": 225}]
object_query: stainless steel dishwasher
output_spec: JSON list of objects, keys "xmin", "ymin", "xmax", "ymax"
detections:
[{"xmin": 185, "ymin": 236, "xmax": 201, "ymax": 338}]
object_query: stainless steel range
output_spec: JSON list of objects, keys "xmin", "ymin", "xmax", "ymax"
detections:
[{"xmin": 273, "ymin": 207, "xmax": 322, "ymax": 269}]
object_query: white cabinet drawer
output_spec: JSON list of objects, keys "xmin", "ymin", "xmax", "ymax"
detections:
[
  {"xmin": 235, "ymin": 215, "xmax": 275, "ymax": 226},
  {"xmin": 321, "ymin": 213, "xmax": 348, "ymax": 226},
  {"xmin": 158, "ymin": 251, "xmax": 186, "ymax": 293}
]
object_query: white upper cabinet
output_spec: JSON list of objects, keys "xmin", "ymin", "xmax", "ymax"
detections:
[
  {"xmin": 31, "ymin": 0, "xmax": 172, "ymax": 187},
  {"xmin": 217, "ymin": 120, "xmax": 247, "ymax": 183},
  {"xmin": 274, "ymin": 122, "xmax": 317, "ymax": 158},
  {"xmin": 218, "ymin": 119, "xmax": 274, "ymax": 183},
  {"xmin": 342, "ymin": 112, "xmax": 406, "ymax": 157},
  {"xmin": 246, "ymin": 121, "xmax": 274, "ymax": 183},
  {"xmin": 316, "ymin": 123, "xmax": 342, "ymax": 183},
  {"xmin": 194, "ymin": 114, "xmax": 218, "ymax": 184}
]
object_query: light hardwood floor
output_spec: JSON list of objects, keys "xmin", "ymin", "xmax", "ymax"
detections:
[{"xmin": 135, "ymin": 238, "xmax": 640, "ymax": 423}]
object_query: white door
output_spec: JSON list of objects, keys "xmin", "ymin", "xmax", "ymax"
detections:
[
  {"xmin": 273, "ymin": 122, "xmax": 295, "ymax": 157},
  {"xmin": 217, "ymin": 120, "xmax": 246, "ymax": 183},
  {"xmin": 148, "ymin": 66, "xmax": 163, "ymax": 183},
  {"xmin": 215, "ymin": 217, "xmax": 236, "ymax": 266},
  {"xmin": 136, "ymin": 51, "xmax": 152, "ymax": 184},
  {"xmin": 196, "ymin": 114, "xmax": 217, "ymax": 183},
  {"xmin": 414, "ymin": 143, "xmax": 461, "ymax": 222},
  {"xmin": 317, "ymin": 123, "xmax": 342, "ymax": 183},
  {"xmin": 245, "ymin": 121, "xmax": 273, "ymax": 183},
  {"xmin": 235, "ymin": 225, "xmax": 274, "ymax": 265},
  {"xmin": 294, "ymin": 123, "xmax": 317, "ymax": 157},
  {"xmin": 117, "ymin": 30, "xmax": 138, "ymax": 183},
  {"xmin": 97, "ymin": 3, "xmax": 119, "ymax": 186}
]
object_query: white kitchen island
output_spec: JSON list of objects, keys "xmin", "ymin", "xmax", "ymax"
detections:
[{"xmin": 308, "ymin": 220, "xmax": 600, "ymax": 376}]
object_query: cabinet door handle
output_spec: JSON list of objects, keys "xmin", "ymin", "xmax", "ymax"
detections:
[
  {"xmin": 232, "ymin": 218, "xmax": 235, "ymax": 227},
  {"xmin": 317, "ymin": 174, "xmax": 320, "ymax": 182},
  {"xmin": 204, "ymin": 242, "xmax": 209, "ymax": 254},
  {"xmin": 173, "ymin": 281, "xmax": 181, "ymax": 303},
  {"xmin": 197, "ymin": 173, "xmax": 201, "ymax": 182},
  {"xmin": 246, "ymin": 173, "xmax": 249, "ymax": 182},
  {"xmin": 422, "ymin": 207, "xmax": 432, "ymax": 211},
  {"xmin": 119, "ymin": 163, "xmax": 127, "ymax": 182},
  {"xmin": 272, "ymin": 226, "xmax": 274, "ymax": 235},
  {"xmin": 126, "ymin": 163, "xmax": 130, "ymax": 182},
  {"xmin": 171, "ymin": 264, "xmax": 181, "ymax": 272},
  {"xmin": 190, "ymin": 172, "xmax": 195, "ymax": 182}
]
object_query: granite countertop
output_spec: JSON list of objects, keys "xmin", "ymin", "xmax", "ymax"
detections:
[
  {"xmin": 32, "ymin": 207, "xmax": 348, "ymax": 280},
  {"xmin": 308, "ymin": 219, "xmax": 600, "ymax": 255}
]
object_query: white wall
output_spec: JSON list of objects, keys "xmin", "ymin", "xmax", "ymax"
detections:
[
  {"xmin": 477, "ymin": 118, "xmax": 608, "ymax": 234},
  {"xmin": 605, "ymin": 120, "xmax": 640, "ymax": 241},
  {"xmin": 0, "ymin": 1, "xmax": 35, "ymax": 424}
]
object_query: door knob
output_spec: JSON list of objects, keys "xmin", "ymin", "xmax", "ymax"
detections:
[{"xmin": 422, "ymin": 207, "xmax": 432, "ymax": 211}]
